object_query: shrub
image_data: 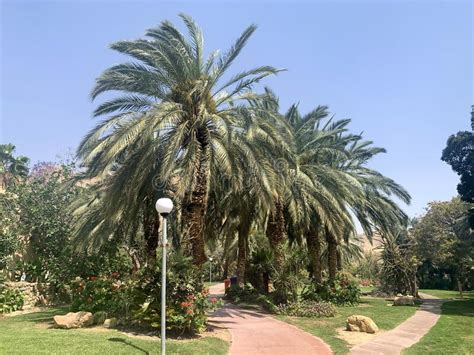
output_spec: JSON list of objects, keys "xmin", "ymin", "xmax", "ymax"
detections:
[
  {"xmin": 93, "ymin": 311, "xmax": 108, "ymax": 325},
  {"xmin": 353, "ymin": 251, "xmax": 380, "ymax": 284},
  {"xmin": 224, "ymin": 284, "xmax": 260, "ymax": 303},
  {"xmin": 303, "ymin": 272, "xmax": 361, "ymax": 305},
  {"xmin": 132, "ymin": 253, "xmax": 222, "ymax": 334},
  {"xmin": 70, "ymin": 253, "xmax": 223, "ymax": 334},
  {"xmin": 0, "ymin": 288, "xmax": 24, "ymax": 313},
  {"xmin": 225, "ymin": 284, "xmax": 279, "ymax": 313},
  {"xmin": 70, "ymin": 274, "xmax": 135, "ymax": 317},
  {"xmin": 276, "ymin": 300, "xmax": 337, "ymax": 317},
  {"xmin": 271, "ymin": 247, "xmax": 308, "ymax": 304}
]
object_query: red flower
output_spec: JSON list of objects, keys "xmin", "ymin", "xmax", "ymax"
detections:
[
  {"xmin": 89, "ymin": 276, "xmax": 97, "ymax": 281},
  {"xmin": 180, "ymin": 301, "xmax": 191, "ymax": 308},
  {"xmin": 111, "ymin": 272, "xmax": 120, "ymax": 278},
  {"xmin": 186, "ymin": 309, "xmax": 194, "ymax": 315},
  {"xmin": 210, "ymin": 297, "xmax": 218, "ymax": 304},
  {"xmin": 186, "ymin": 294, "xmax": 196, "ymax": 301}
]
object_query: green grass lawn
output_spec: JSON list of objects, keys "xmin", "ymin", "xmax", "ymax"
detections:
[
  {"xmin": 278, "ymin": 297, "xmax": 418, "ymax": 354},
  {"xmin": 419, "ymin": 289, "xmax": 474, "ymax": 300},
  {"xmin": 359, "ymin": 286, "xmax": 374, "ymax": 294},
  {"xmin": 404, "ymin": 290, "xmax": 474, "ymax": 355},
  {"xmin": 0, "ymin": 308, "xmax": 229, "ymax": 354}
]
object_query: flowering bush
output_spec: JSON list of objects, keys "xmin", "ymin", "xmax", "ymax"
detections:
[
  {"xmin": 276, "ymin": 300, "xmax": 336, "ymax": 317},
  {"xmin": 70, "ymin": 253, "xmax": 223, "ymax": 334},
  {"xmin": 302, "ymin": 272, "xmax": 361, "ymax": 305},
  {"xmin": 132, "ymin": 253, "xmax": 222, "ymax": 334},
  {"xmin": 70, "ymin": 272, "xmax": 135, "ymax": 317}
]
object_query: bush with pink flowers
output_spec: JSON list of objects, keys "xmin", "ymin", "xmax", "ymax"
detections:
[{"xmin": 70, "ymin": 253, "xmax": 223, "ymax": 334}]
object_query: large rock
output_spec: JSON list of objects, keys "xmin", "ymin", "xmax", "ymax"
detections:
[
  {"xmin": 393, "ymin": 295, "xmax": 414, "ymax": 306},
  {"xmin": 53, "ymin": 311, "xmax": 93, "ymax": 329},
  {"xmin": 346, "ymin": 315, "xmax": 379, "ymax": 333}
]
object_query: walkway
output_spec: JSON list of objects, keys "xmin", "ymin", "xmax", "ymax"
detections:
[
  {"xmin": 349, "ymin": 293, "xmax": 444, "ymax": 355},
  {"xmin": 208, "ymin": 283, "xmax": 332, "ymax": 355}
]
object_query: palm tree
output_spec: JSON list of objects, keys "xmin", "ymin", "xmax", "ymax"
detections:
[
  {"xmin": 257, "ymin": 96, "xmax": 356, "ymax": 285},
  {"xmin": 205, "ymin": 102, "xmax": 289, "ymax": 284},
  {"xmin": 283, "ymin": 106, "xmax": 355, "ymax": 284},
  {"xmin": 76, "ymin": 14, "xmax": 282, "ymax": 265},
  {"xmin": 0, "ymin": 144, "xmax": 29, "ymax": 189},
  {"xmin": 258, "ymin": 92, "xmax": 411, "ymax": 285},
  {"xmin": 321, "ymin": 135, "xmax": 411, "ymax": 282}
]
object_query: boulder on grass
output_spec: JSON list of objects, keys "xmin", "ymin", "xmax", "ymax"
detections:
[
  {"xmin": 346, "ymin": 315, "xmax": 378, "ymax": 334},
  {"xmin": 393, "ymin": 295, "xmax": 414, "ymax": 306},
  {"xmin": 103, "ymin": 318, "xmax": 118, "ymax": 328},
  {"xmin": 53, "ymin": 311, "xmax": 93, "ymax": 329}
]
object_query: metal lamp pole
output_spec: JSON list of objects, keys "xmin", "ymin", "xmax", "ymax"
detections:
[{"xmin": 155, "ymin": 198, "xmax": 174, "ymax": 355}]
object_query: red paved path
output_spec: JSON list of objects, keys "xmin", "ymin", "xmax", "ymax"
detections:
[{"xmin": 208, "ymin": 283, "xmax": 332, "ymax": 355}]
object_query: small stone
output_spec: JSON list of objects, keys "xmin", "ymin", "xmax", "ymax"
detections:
[
  {"xmin": 53, "ymin": 311, "xmax": 93, "ymax": 329},
  {"xmin": 103, "ymin": 318, "xmax": 118, "ymax": 328},
  {"xmin": 346, "ymin": 315, "xmax": 379, "ymax": 334},
  {"xmin": 393, "ymin": 295, "xmax": 414, "ymax": 306},
  {"xmin": 93, "ymin": 311, "xmax": 107, "ymax": 325}
]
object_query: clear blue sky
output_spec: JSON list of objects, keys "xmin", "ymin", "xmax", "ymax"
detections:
[{"xmin": 1, "ymin": 0, "xmax": 472, "ymax": 218}]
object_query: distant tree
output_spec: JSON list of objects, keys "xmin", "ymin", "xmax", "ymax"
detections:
[
  {"xmin": 412, "ymin": 198, "xmax": 473, "ymax": 295},
  {"xmin": 441, "ymin": 106, "xmax": 474, "ymax": 227},
  {"xmin": 0, "ymin": 144, "xmax": 29, "ymax": 189},
  {"xmin": 442, "ymin": 130, "xmax": 474, "ymax": 203}
]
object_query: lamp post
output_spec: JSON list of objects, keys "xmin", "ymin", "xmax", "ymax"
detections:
[
  {"xmin": 155, "ymin": 198, "xmax": 173, "ymax": 355},
  {"xmin": 209, "ymin": 257, "xmax": 213, "ymax": 284}
]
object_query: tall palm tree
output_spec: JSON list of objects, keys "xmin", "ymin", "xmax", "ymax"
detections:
[{"xmin": 76, "ymin": 15, "xmax": 282, "ymax": 265}]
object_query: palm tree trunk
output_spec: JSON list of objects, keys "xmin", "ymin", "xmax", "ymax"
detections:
[
  {"xmin": 306, "ymin": 232, "xmax": 322, "ymax": 284},
  {"xmin": 223, "ymin": 257, "xmax": 229, "ymax": 279},
  {"xmin": 263, "ymin": 272, "xmax": 270, "ymax": 293},
  {"xmin": 181, "ymin": 141, "xmax": 209, "ymax": 266},
  {"xmin": 143, "ymin": 199, "xmax": 160, "ymax": 266},
  {"xmin": 266, "ymin": 197, "xmax": 286, "ymax": 269},
  {"xmin": 336, "ymin": 248, "xmax": 342, "ymax": 271},
  {"xmin": 236, "ymin": 223, "xmax": 250, "ymax": 287},
  {"xmin": 326, "ymin": 231, "xmax": 338, "ymax": 283},
  {"xmin": 222, "ymin": 231, "xmax": 233, "ymax": 279}
]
